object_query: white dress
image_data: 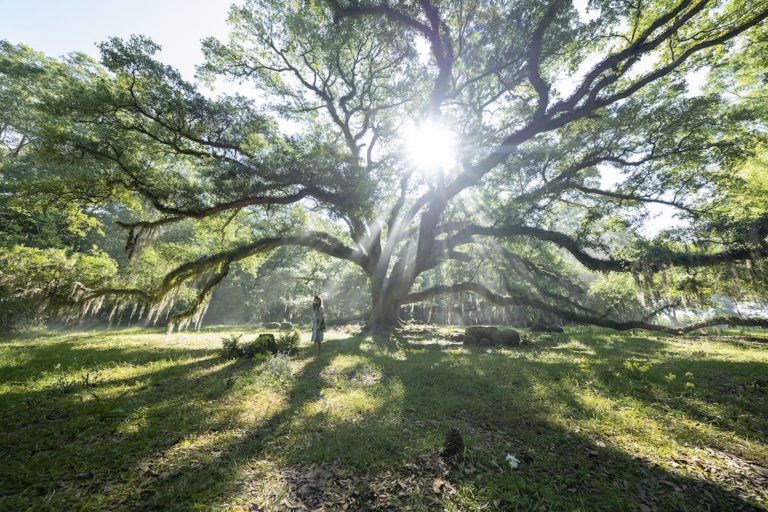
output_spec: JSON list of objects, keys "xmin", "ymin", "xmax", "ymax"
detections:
[{"xmin": 311, "ymin": 305, "xmax": 325, "ymax": 342}]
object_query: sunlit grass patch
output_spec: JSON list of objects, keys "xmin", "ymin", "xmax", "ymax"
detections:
[
  {"xmin": 320, "ymin": 354, "xmax": 383, "ymax": 388},
  {"xmin": 236, "ymin": 388, "xmax": 287, "ymax": 425},
  {"xmin": 1, "ymin": 326, "xmax": 767, "ymax": 510},
  {"xmin": 305, "ymin": 387, "xmax": 382, "ymax": 418}
]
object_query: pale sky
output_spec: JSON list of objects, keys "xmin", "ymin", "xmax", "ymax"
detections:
[{"xmin": 0, "ymin": 0, "xmax": 233, "ymax": 82}]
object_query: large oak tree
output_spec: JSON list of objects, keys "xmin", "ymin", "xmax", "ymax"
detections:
[{"xmin": 2, "ymin": 0, "xmax": 768, "ymax": 332}]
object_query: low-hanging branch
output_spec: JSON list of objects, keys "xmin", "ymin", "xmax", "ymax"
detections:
[
  {"xmin": 493, "ymin": 250, "xmax": 593, "ymax": 315},
  {"xmin": 401, "ymin": 281, "xmax": 768, "ymax": 335},
  {"xmin": 496, "ymin": 247, "xmax": 586, "ymax": 297},
  {"xmin": 115, "ymin": 187, "xmax": 333, "ymax": 257},
  {"xmin": 124, "ymin": 187, "xmax": 322, "ymax": 221},
  {"xmin": 158, "ymin": 232, "xmax": 368, "ymax": 291},
  {"xmin": 166, "ymin": 262, "xmax": 232, "ymax": 332},
  {"xmin": 73, "ymin": 232, "xmax": 368, "ymax": 328}
]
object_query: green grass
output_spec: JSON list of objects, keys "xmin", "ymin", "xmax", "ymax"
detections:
[{"xmin": 1, "ymin": 325, "xmax": 767, "ymax": 511}]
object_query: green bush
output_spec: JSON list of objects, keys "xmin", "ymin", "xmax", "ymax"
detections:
[
  {"xmin": 241, "ymin": 334, "xmax": 277, "ymax": 358},
  {"xmin": 220, "ymin": 334, "xmax": 243, "ymax": 359},
  {"xmin": 239, "ymin": 342, "xmax": 254, "ymax": 358},
  {"xmin": 0, "ymin": 245, "xmax": 118, "ymax": 331},
  {"xmin": 240, "ymin": 339, "xmax": 262, "ymax": 358},
  {"xmin": 277, "ymin": 329, "xmax": 300, "ymax": 354},
  {"xmin": 222, "ymin": 333, "xmax": 282, "ymax": 359}
]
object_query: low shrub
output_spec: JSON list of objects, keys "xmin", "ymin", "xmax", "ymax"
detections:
[
  {"xmin": 277, "ymin": 329, "xmax": 300, "ymax": 354},
  {"xmin": 241, "ymin": 334, "xmax": 278, "ymax": 358},
  {"xmin": 240, "ymin": 340, "xmax": 259, "ymax": 358},
  {"xmin": 220, "ymin": 334, "xmax": 243, "ymax": 359},
  {"xmin": 623, "ymin": 360, "xmax": 653, "ymax": 373},
  {"xmin": 223, "ymin": 333, "xmax": 281, "ymax": 358}
]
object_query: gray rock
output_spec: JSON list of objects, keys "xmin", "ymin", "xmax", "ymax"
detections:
[
  {"xmin": 463, "ymin": 326, "xmax": 520, "ymax": 347},
  {"xmin": 465, "ymin": 326, "xmax": 498, "ymax": 340},
  {"xmin": 491, "ymin": 329, "xmax": 520, "ymax": 346},
  {"xmin": 478, "ymin": 337, "xmax": 493, "ymax": 347}
]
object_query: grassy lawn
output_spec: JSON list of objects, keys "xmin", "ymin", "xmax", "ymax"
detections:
[{"xmin": 1, "ymin": 325, "xmax": 767, "ymax": 511}]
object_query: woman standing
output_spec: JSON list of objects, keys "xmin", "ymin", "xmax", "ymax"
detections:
[{"xmin": 311, "ymin": 295, "xmax": 325, "ymax": 354}]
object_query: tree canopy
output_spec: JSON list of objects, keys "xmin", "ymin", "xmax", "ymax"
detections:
[{"xmin": 1, "ymin": 0, "xmax": 768, "ymax": 332}]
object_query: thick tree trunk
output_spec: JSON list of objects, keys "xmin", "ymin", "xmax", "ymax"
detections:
[
  {"xmin": 365, "ymin": 272, "xmax": 406, "ymax": 332},
  {"xmin": 367, "ymin": 292, "xmax": 401, "ymax": 332}
]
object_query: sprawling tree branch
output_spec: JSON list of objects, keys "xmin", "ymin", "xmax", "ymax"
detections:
[
  {"xmin": 160, "ymin": 232, "xmax": 367, "ymax": 289},
  {"xmin": 527, "ymin": 0, "xmax": 563, "ymax": 121},
  {"xmin": 74, "ymin": 231, "xmax": 368, "ymax": 328},
  {"xmin": 401, "ymin": 281, "xmax": 768, "ymax": 335},
  {"xmin": 444, "ymin": 1, "xmax": 768, "ymax": 202},
  {"xmin": 446, "ymin": 224, "xmax": 767, "ymax": 273},
  {"xmin": 572, "ymin": 185, "xmax": 701, "ymax": 216},
  {"xmin": 332, "ymin": 0, "xmax": 455, "ymax": 110}
]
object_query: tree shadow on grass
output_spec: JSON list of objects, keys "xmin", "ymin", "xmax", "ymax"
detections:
[
  {"xmin": 199, "ymin": 335, "xmax": 766, "ymax": 510},
  {"xmin": 4, "ymin": 335, "xmax": 363, "ymax": 510},
  {"xmin": 0, "ymin": 343, "xmax": 215, "ymax": 385},
  {"xmin": 1, "ymin": 331, "xmax": 766, "ymax": 511},
  {"xmin": 0, "ymin": 335, "xmax": 263, "ymax": 510},
  {"xmin": 512, "ymin": 332, "xmax": 768, "ymax": 459},
  {"xmin": 348, "ymin": 340, "xmax": 767, "ymax": 511},
  {"xmin": 606, "ymin": 365, "xmax": 767, "ymax": 452}
]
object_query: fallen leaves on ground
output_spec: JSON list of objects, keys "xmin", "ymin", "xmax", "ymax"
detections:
[{"xmin": 275, "ymin": 451, "xmax": 455, "ymax": 510}]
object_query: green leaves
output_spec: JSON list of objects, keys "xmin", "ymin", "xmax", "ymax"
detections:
[{"xmin": 0, "ymin": 245, "xmax": 118, "ymax": 329}]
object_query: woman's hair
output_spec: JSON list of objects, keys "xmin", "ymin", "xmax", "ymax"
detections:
[{"xmin": 313, "ymin": 295, "xmax": 322, "ymax": 310}]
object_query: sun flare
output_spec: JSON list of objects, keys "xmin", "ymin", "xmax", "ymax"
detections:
[{"xmin": 403, "ymin": 119, "xmax": 457, "ymax": 172}]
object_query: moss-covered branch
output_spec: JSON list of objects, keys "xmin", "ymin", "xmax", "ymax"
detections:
[{"xmin": 401, "ymin": 281, "xmax": 768, "ymax": 335}]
